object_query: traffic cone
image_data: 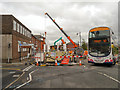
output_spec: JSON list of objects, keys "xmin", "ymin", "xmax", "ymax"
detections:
[
  {"xmin": 55, "ymin": 59, "xmax": 57, "ymax": 66},
  {"xmin": 36, "ymin": 62, "xmax": 39, "ymax": 66},
  {"xmin": 79, "ymin": 59, "xmax": 82, "ymax": 66}
]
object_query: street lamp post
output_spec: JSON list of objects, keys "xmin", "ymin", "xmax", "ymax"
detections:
[
  {"xmin": 40, "ymin": 33, "xmax": 41, "ymax": 65},
  {"xmin": 8, "ymin": 43, "xmax": 11, "ymax": 63},
  {"xmin": 80, "ymin": 32, "xmax": 81, "ymax": 47},
  {"xmin": 77, "ymin": 32, "xmax": 81, "ymax": 47}
]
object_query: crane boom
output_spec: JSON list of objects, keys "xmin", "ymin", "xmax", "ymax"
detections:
[
  {"xmin": 45, "ymin": 12, "xmax": 77, "ymax": 48},
  {"xmin": 61, "ymin": 39, "xmax": 65, "ymax": 44}
]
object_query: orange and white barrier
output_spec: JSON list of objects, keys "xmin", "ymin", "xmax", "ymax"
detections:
[
  {"xmin": 32, "ymin": 55, "xmax": 83, "ymax": 59},
  {"xmin": 55, "ymin": 55, "xmax": 83, "ymax": 58}
]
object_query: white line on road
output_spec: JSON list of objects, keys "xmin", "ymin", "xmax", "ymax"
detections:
[
  {"xmin": 22, "ymin": 64, "xmax": 34, "ymax": 72},
  {"xmin": 9, "ymin": 71, "xmax": 15, "ymax": 74},
  {"xmin": 98, "ymin": 72, "xmax": 120, "ymax": 84},
  {"xmin": 13, "ymin": 75, "xmax": 20, "ymax": 78},
  {"xmin": 14, "ymin": 69, "xmax": 37, "ymax": 90},
  {"xmin": 4, "ymin": 72, "xmax": 25, "ymax": 89}
]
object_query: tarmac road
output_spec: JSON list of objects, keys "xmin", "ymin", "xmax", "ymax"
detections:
[{"xmin": 1, "ymin": 59, "xmax": 120, "ymax": 89}]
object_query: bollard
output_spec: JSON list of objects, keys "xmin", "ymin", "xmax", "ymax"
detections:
[
  {"xmin": 55, "ymin": 59, "xmax": 57, "ymax": 66},
  {"xmin": 79, "ymin": 59, "xmax": 82, "ymax": 66}
]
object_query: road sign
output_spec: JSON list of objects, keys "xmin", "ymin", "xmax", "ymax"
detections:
[
  {"xmin": 19, "ymin": 43, "xmax": 22, "ymax": 46},
  {"xmin": 51, "ymin": 52, "xmax": 56, "ymax": 56}
]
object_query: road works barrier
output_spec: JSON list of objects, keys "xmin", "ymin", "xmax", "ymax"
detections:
[
  {"xmin": 34, "ymin": 55, "xmax": 83, "ymax": 66},
  {"xmin": 32, "ymin": 55, "xmax": 83, "ymax": 60},
  {"xmin": 55, "ymin": 55, "xmax": 83, "ymax": 58}
]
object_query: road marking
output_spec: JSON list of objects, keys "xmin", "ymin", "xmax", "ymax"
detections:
[
  {"xmin": 14, "ymin": 69, "xmax": 37, "ymax": 89},
  {"xmin": 22, "ymin": 64, "xmax": 34, "ymax": 72},
  {"xmin": 9, "ymin": 71, "xmax": 15, "ymax": 74},
  {"xmin": 0, "ymin": 68, "xmax": 21, "ymax": 71},
  {"xmin": 4, "ymin": 71, "xmax": 25, "ymax": 89},
  {"xmin": 13, "ymin": 75, "xmax": 20, "ymax": 78},
  {"xmin": 98, "ymin": 72, "xmax": 120, "ymax": 84}
]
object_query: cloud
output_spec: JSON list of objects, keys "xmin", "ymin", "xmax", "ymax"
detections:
[{"xmin": 0, "ymin": 2, "xmax": 118, "ymax": 45}]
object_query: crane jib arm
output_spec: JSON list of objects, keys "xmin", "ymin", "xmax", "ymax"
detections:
[
  {"xmin": 61, "ymin": 39, "xmax": 65, "ymax": 44},
  {"xmin": 45, "ymin": 12, "xmax": 77, "ymax": 48}
]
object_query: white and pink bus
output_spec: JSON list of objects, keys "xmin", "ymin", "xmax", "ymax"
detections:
[{"xmin": 88, "ymin": 26, "xmax": 117, "ymax": 65}]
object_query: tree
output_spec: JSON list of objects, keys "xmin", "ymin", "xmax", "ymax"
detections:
[
  {"xmin": 81, "ymin": 39, "xmax": 87, "ymax": 50},
  {"xmin": 113, "ymin": 46, "xmax": 118, "ymax": 55}
]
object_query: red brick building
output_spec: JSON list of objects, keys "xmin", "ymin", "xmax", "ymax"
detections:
[
  {"xmin": 34, "ymin": 35, "xmax": 45, "ymax": 52},
  {"xmin": 0, "ymin": 15, "xmax": 45, "ymax": 63},
  {"xmin": 1, "ymin": 15, "xmax": 32, "ymax": 63},
  {"xmin": 31, "ymin": 34, "xmax": 45, "ymax": 53}
]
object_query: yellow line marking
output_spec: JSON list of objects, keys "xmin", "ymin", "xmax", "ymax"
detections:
[
  {"xmin": 3, "ymin": 71, "xmax": 25, "ymax": 89},
  {"xmin": 40, "ymin": 65, "xmax": 46, "ymax": 66},
  {"xmin": 0, "ymin": 68, "xmax": 21, "ymax": 71}
]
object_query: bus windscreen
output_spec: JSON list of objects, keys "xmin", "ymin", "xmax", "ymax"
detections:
[{"xmin": 88, "ymin": 30, "xmax": 111, "ymax": 57}]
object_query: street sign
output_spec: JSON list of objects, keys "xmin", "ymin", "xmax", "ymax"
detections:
[
  {"xmin": 19, "ymin": 43, "xmax": 22, "ymax": 46},
  {"xmin": 51, "ymin": 52, "xmax": 56, "ymax": 56}
]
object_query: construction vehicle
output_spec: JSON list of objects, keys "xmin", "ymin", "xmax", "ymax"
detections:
[
  {"xmin": 54, "ymin": 37, "xmax": 65, "ymax": 48},
  {"xmin": 45, "ymin": 12, "xmax": 84, "ymax": 65},
  {"xmin": 45, "ymin": 13, "xmax": 78, "ymax": 48},
  {"xmin": 54, "ymin": 37, "xmax": 66, "ymax": 51}
]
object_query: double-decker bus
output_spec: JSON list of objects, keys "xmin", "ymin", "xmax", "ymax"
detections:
[{"xmin": 88, "ymin": 26, "xmax": 116, "ymax": 65}]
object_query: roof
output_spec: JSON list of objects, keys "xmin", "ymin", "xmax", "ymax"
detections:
[
  {"xmin": 32, "ymin": 34, "xmax": 44, "ymax": 42},
  {"xmin": 89, "ymin": 26, "xmax": 110, "ymax": 32},
  {"xmin": 1, "ymin": 15, "xmax": 32, "ymax": 33},
  {"xmin": 34, "ymin": 35, "xmax": 45, "ymax": 39}
]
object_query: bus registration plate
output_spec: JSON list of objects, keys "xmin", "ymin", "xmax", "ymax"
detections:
[
  {"xmin": 96, "ymin": 57, "xmax": 101, "ymax": 59},
  {"xmin": 95, "ymin": 57, "xmax": 102, "ymax": 63}
]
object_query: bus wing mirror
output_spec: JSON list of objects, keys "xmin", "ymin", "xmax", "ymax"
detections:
[
  {"xmin": 111, "ymin": 44, "xmax": 114, "ymax": 48},
  {"xmin": 112, "ymin": 32, "xmax": 114, "ymax": 34}
]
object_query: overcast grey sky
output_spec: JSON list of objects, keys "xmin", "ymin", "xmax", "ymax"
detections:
[{"xmin": 0, "ymin": 0, "xmax": 118, "ymax": 45}]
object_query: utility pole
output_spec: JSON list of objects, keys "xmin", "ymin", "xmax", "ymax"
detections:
[
  {"xmin": 45, "ymin": 32, "xmax": 47, "ymax": 52},
  {"xmin": 40, "ymin": 33, "xmax": 41, "ymax": 65},
  {"xmin": 8, "ymin": 43, "xmax": 10, "ymax": 63},
  {"xmin": 77, "ymin": 32, "xmax": 81, "ymax": 47},
  {"xmin": 80, "ymin": 32, "xmax": 81, "ymax": 47}
]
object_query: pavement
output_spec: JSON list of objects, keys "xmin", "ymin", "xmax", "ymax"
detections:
[{"xmin": 1, "ymin": 59, "xmax": 120, "ymax": 89}]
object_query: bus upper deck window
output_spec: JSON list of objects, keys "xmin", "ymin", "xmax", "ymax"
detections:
[{"xmin": 96, "ymin": 31, "xmax": 99, "ymax": 36}]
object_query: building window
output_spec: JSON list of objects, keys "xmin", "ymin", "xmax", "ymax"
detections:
[
  {"xmin": 27, "ymin": 31, "xmax": 28, "ymax": 37},
  {"xmin": 20, "ymin": 25, "xmax": 22, "ymax": 34},
  {"xmin": 22, "ymin": 27, "xmax": 24, "ymax": 35},
  {"xmin": 13, "ymin": 20, "xmax": 16, "ymax": 31},
  {"xmin": 17, "ymin": 23, "xmax": 19, "ymax": 32},
  {"xmin": 29, "ymin": 33, "xmax": 31, "ymax": 38},
  {"xmin": 27, "ymin": 31, "xmax": 29, "ymax": 37},
  {"xmin": 23, "ymin": 42, "xmax": 27, "ymax": 51},
  {"xmin": 25, "ymin": 29, "xmax": 26, "ymax": 36},
  {"xmin": 26, "ymin": 30, "xmax": 27, "ymax": 37},
  {"xmin": 24, "ymin": 28, "xmax": 25, "ymax": 36},
  {"xmin": 18, "ymin": 41, "xmax": 21, "ymax": 52}
]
